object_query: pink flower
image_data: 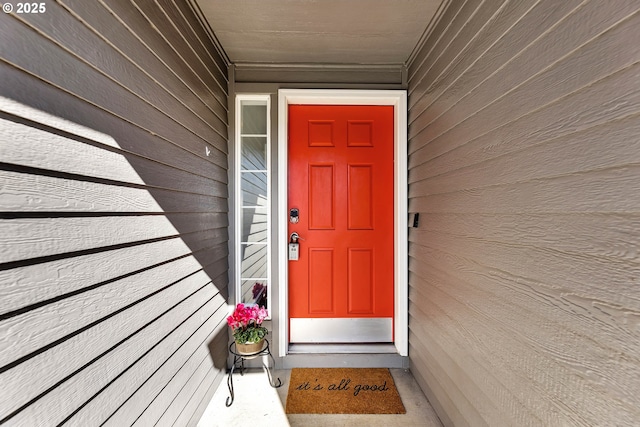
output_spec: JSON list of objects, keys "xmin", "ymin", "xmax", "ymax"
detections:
[
  {"xmin": 226, "ymin": 315, "xmax": 239, "ymax": 329},
  {"xmin": 227, "ymin": 303, "xmax": 269, "ymax": 330},
  {"xmin": 256, "ymin": 307, "xmax": 268, "ymax": 325}
]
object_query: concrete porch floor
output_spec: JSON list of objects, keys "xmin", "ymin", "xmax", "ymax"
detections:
[{"xmin": 198, "ymin": 368, "xmax": 443, "ymax": 427}]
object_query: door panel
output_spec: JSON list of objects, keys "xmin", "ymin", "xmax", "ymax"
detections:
[
  {"xmin": 308, "ymin": 248, "xmax": 334, "ymax": 313},
  {"xmin": 348, "ymin": 248, "xmax": 374, "ymax": 313},
  {"xmin": 288, "ymin": 105, "xmax": 394, "ymax": 343},
  {"xmin": 308, "ymin": 164, "xmax": 335, "ymax": 229},
  {"xmin": 348, "ymin": 165, "xmax": 374, "ymax": 229}
]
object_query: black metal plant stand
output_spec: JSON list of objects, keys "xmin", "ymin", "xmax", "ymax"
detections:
[{"xmin": 226, "ymin": 339, "xmax": 282, "ymax": 407}]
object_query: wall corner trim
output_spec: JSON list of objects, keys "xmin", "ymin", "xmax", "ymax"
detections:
[
  {"xmin": 187, "ymin": 0, "xmax": 231, "ymax": 67},
  {"xmin": 405, "ymin": 0, "xmax": 453, "ymax": 69}
]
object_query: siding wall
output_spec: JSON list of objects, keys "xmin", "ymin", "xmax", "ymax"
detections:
[
  {"xmin": 0, "ymin": 1, "xmax": 229, "ymax": 426},
  {"xmin": 407, "ymin": 1, "xmax": 640, "ymax": 425}
]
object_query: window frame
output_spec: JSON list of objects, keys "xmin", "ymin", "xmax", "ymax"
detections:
[{"xmin": 234, "ymin": 94, "xmax": 271, "ymax": 315}]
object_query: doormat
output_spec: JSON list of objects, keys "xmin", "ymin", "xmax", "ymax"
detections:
[{"xmin": 285, "ymin": 368, "xmax": 406, "ymax": 414}]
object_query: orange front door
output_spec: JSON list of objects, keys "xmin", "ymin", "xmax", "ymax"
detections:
[{"xmin": 288, "ymin": 105, "xmax": 394, "ymax": 343}]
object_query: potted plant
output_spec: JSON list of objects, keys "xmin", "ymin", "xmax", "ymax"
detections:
[{"xmin": 227, "ymin": 303, "xmax": 268, "ymax": 354}]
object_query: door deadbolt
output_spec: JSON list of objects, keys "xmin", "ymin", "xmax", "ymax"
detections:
[{"xmin": 290, "ymin": 208, "xmax": 299, "ymax": 224}]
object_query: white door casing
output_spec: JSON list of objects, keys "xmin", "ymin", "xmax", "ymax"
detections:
[{"xmin": 277, "ymin": 89, "xmax": 408, "ymax": 357}]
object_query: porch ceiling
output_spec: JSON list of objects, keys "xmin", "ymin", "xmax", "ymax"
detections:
[{"xmin": 193, "ymin": 0, "xmax": 444, "ymax": 66}]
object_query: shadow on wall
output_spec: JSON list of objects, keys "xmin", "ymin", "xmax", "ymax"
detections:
[
  {"xmin": 0, "ymin": 79, "xmax": 230, "ymax": 426},
  {"xmin": 208, "ymin": 328, "xmax": 231, "ymax": 372},
  {"xmin": 0, "ymin": 1, "xmax": 232, "ymax": 425}
]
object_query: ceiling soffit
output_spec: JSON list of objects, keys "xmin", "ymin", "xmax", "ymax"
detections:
[{"xmin": 193, "ymin": 0, "xmax": 444, "ymax": 66}]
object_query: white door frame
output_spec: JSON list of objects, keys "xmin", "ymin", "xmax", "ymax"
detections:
[{"xmin": 277, "ymin": 89, "xmax": 408, "ymax": 357}]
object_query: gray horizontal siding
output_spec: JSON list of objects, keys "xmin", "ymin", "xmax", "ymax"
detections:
[
  {"xmin": 0, "ymin": 1, "xmax": 229, "ymax": 426},
  {"xmin": 407, "ymin": 0, "xmax": 640, "ymax": 426}
]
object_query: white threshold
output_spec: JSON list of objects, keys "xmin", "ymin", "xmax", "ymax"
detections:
[{"xmin": 288, "ymin": 343, "xmax": 398, "ymax": 354}]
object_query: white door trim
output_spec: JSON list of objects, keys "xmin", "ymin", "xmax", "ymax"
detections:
[{"xmin": 277, "ymin": 89, "xmax": 408, "ymax": 357}]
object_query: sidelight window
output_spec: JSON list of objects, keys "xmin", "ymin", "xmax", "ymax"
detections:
[{"xmin": 235, "ymin": 95, "xmax": 270, "ymax": 311}]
